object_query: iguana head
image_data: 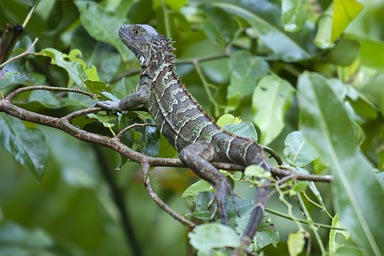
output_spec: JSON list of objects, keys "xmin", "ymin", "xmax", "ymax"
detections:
[{"xmin": 119, "ymin": 24, "xmax": 174, "ymax": 67}]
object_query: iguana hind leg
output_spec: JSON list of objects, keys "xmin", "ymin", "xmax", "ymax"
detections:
[{"xmin": 179, "ymin": 141, "xmax": 233, "ymax": 224}]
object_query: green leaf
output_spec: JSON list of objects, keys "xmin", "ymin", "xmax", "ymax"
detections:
[
  {"xmin": 84, "ymin": 80, "xmax": 111, "ymax": 95},
  {"xmin": 314, "ymin": 6, "xmax": 334, "ymax": 48},
  {"xmin": 216, "ymin": 114, "xmax": 241, "ymax": 127},
  {"xmin": 201, "ymin": 5, "xmax": 237, "ymax": 45},
  {"xmin": 356, "ymin": 38, "xmax": 384, "ymax": 71},
  {"xmin": 71, "ymin": 27, "xmax": 122, "ymax": 81},
  {"xmin": 358, "ymin": 72, "xmax": 384, "ymax": 116},
  {"xmin": 182, "ymin": 180, "xmax": 212, "ymax": 199},
  {"xmin": 88, "ymin": 113, "xmax": 116, "ymax": 129},
  {"xmin": 253, "ymin": 229, "xmax": 279, "ymax": 251},
  {"xmin": 329, "ymin": 214, "xmax": 348, "ymax": 255},
  {"xmin": 223, "ymin": 122, "xmax": 258, "ymax": 141},
  {"xmin": 244, "ymin": 165, "xmax": 271, "ymax": 179},
  {"xmin": 314, "ymin": 1, "xmax": 363, "ymax": 48},
  {"xmin": 42, "ymin": 128, "xmax": 100, "ymax": 188},
  {"xmin": 75, "ymin": 1, "xmax": 131, "ymax": 62},
  {"xmin": 214, "ymin": 2, "xmax": 310, "ymax": 61},
  {"xmin": 37, "ymin": 48, "xmax": 84, "ymax": 86},
  {"xmin": 0, "ymin": 222, "xmax": 53, "ymax": 249},
  {"xmin": 69, "ymin": 49, "xmax": 99, "ymax": 81},
  {"xmin": 283, "ymin": 131, "xmax": 318, "ymax": 167},
  {"xmin": 189, "ymin": 224, "xmax": 240, "ymax": 254},
  {"xmin": 0, "ymin": 114, "xmax": 48, "ymax": 180},
  {"xmin": 326, "ymin": 39, "xmax": 360, "ymax": 66},
  {"xmin": 332, "ymin": 0, "xmax": 364, "ymax": 42},
  {"xmin": 28, "ymin": 90, "xmax": 62, "ymax": 108},
  {"xmin": 298, "ymin": 72, "xmax": 384, "ymax": 256},
  {"xmin": 288, "ymin": 231, "xmax": 305, "ymax": 256},
  {"xmin": 290, "ymin": 181, "xmax": 308, "ymax": 195},
  {"xmin": 281, "ymin": 0, "xmax": 307, "ymax": 32},
  {"xmin": 217, "ymin": 114, "xmax": 258, "ymax": 140},
  {"xmin": 252, "ymin": 75, "xmax": 294, "ymax": 144},
  {"xmin": 153, "ymin": 0, "xmax": 187, "ymax": 10},
  {"xmin": 227, "ymin": 51, "xmax": 269, "ymax": 110},
  {"xmin": 0, "ymin": 70, "xmax": 17, "ymax": 89}
]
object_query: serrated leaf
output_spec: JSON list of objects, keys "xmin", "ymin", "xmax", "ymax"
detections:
[
  {"xmin": 283, "ymin": 131, "xmax": 318, "ymax": 167},
  {"xmin": 227, "ymin": 51, "xmax": 269, "ymax": 110},
  {"xmin": 0, "ymin": 114, "xmax": 48, "ymax": 180},
  {"xmin": 189, "ymin": 224, "xmax": 240, "ymax": 254},
  {"xmin": 214, "ymin": 2, "xmax": 310, "ymax": 61},
  {"xmin": 298, "ymin": 72, "xmax": 384, "ymax": 256},
  {"xmin": 252, "ymin": 75, "xmax": 294, "ymax": 144}
]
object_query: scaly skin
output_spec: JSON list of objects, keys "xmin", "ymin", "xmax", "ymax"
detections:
[{"xmin": 97, "ymin": 24, "xmax": 271, "ymax": 254}]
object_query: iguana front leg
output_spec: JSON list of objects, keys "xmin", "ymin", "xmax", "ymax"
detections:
[
  {"xmin": 179, "ymin": 141, "xmax": 233, "ymax": 224},
  {"xmin": 96, "ymin": 83, "xmax": 150, "ymax": 111}
]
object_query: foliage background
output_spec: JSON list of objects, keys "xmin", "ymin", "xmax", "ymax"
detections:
[{"xmin": 0, "ymin": 0, "xmax": 384, "ymax": 255}]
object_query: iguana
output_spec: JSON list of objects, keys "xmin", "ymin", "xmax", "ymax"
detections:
[{"xmin": 97, "ymin": 24, "xmax": 273, "ymax": 253}]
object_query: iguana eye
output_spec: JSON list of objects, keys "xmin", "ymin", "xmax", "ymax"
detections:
[{"xmin": 132, "ymin": 28, "xmax": 140, "ymax": 35}]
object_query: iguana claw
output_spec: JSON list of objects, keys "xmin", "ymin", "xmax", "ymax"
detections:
[{"xmin": 208, "ymin": 178, "xmax": 233, "ymax": 224}]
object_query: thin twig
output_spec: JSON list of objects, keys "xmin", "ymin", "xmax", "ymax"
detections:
[
  {"xmin": 0, "ymin": 37, "xmax": 38, "ymax": 69},
  {"xmin": 141, "ymin": 161, "xmax": 196, "ymax": 228},
  {"xmin": 116, "ymin": 123, "xmax": 156, "ymax": 141},
  {"xmin": 265, "ymin": 208, "xmax": 345, "ymax": 231},
  {"xmin": 5, "ymin": 85, "xmax": 95, "ymax": 99},
  {"xmin": 22, "ymin": 1, "xmax": 38, "ymax": 28},
  {"xmin": 262, "ymin": 145, "xmax": 283, "ymax": 165}
]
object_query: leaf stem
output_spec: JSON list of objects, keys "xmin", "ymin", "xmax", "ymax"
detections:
[
  {"xmin": 0, "ymin": 37, "xmax": 38, "ymax": 69},
  {"xmin": 265, "ymin": 207, "xmax": 344, "ymax": 230}
]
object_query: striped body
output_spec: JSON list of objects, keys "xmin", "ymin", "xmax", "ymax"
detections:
[
  {"xmin": 97, "ymin": 24, "xmax": 270, "ymax": 251},
  {"xmin": 140, "ymin": 41, "xmax": 263, "ymax": 166}
]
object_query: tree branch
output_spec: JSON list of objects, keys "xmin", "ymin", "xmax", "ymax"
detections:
[
  {"xmin": 0, "ymin": 85, "xmax": 333, "ymax": 183},
  {"xmin": 0, "ymin": 85, "xmax": 333, "ymax": 229}
]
